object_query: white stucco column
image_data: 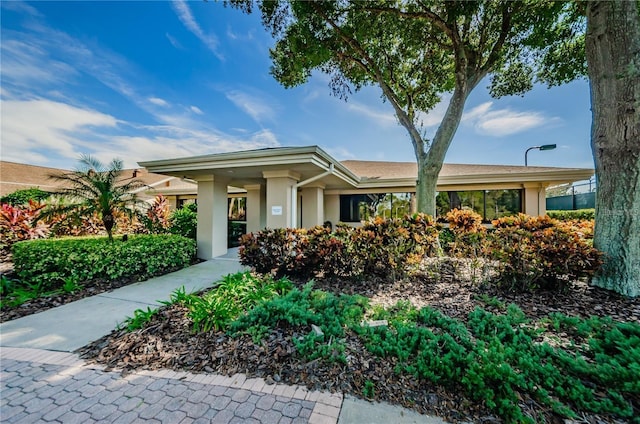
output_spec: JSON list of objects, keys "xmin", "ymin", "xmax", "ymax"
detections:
[
  {"xmin": 244, "ymin": 184, "xmax": 266, "ymax": 233},
  {"xmin": 523, "ymin": 183, "xmax": 547, "ymax": 216},
  {"xmin": 263, "ymin": 170, "xmax": 300, "ymax": 228},
  {"xmin": 301, "ymin": 184, "xmax": 325, "ymax": 228},
  {"xmin": 196, "ymin": 175, "xmax": 229, "ymax": 259},
  {"xmin": 324, "ymin": 194, "xmax": 340, "ymax": 227}
]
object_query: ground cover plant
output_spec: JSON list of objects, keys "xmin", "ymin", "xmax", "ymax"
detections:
[
  {"xmin": 0, "ymin": 234, "xmax": 196, "ymax": 321},
  {"xmin": 80, "ymin": 271, "xmax": 640, "ymax": 423}
]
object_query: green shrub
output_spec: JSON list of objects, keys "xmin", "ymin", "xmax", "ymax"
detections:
[
  {"xmin": 12, "ymin": 234, "xmax": 196, "ymax": 292},
  {"xmin": 547, "ymin": 209, "xmax": 595, "ymax": 221},
  {"xmin": 239, "ymin": 214, "xmax": 440, "ymax": 280},
  {"xmin": 362, "ymin": 302, "xmax": 640, "ymax": 422},
  {"xmin": 1, "ymin": 188, "xmax": 51, "ymax": 206},
  {"xmin": 231, "ymin": 283, "xmax": 368, "ymax": 362},
  {"xmin": 169, "ymin": 206, "xmax": 197, "ymax": 239},
  {"xmin": 489, "ymin": 216, "xmax": 602, "ymax": 291},
  {"xmin": 173, "ymin": 272, "xmax": 292, "ymax": 333}
]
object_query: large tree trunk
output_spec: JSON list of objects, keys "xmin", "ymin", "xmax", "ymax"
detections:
[
  {"xmin": 415, "ymin": 85, "xmax": 471, "ymax": 216},
  {"xmin": 586, "ymin": 0, "xmax": 640, "ymax": 296}
]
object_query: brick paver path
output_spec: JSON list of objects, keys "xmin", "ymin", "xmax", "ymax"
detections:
[{"xmin": 1, "ymin": 347, "xmax": 342, "ymax": 424}]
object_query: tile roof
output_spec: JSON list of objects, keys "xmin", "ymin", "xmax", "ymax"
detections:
[
  {"xmin": 1, "ymin": 161, "xmax": 171, "ymax": 197},
  {"xmin": 340, "ymin": 160, "xmax": 586, "ymax": 180}
]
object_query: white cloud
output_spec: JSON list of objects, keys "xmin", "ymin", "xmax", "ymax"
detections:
[
  {"xmin": 226, "ymin": 90, "xmax": 276, "ymax": 123},
  {"xmin": 148, "ymin": 97, "xmax": 169, "ymax": 107},
  {"xmin": 0, "ymin": 98, "xmax": 281, "ymax": 168},
  {"xmin": 325, "ymin": 146, "xmax": 356, "ymax": 160},
  {"xmin": 346, "ymin": 102, "xmax": 397, "ymax": 127},
  {"xmin": 165, "ymin": 32, "xmax": 182, "ymax": 49},
  {"xmin": 171, "ymin": 0, "xmax": 223, "ymax": 60},
  {"xmin": 1, "ymin": 1, "xmax": 41, "ymax": 16},
  {"xmin": 1, "ymin": 38, "xmax": 79, "ymax": 88},
  {"xmin": 226, "ymin": 25, "xmax": 254, "ymax": 42},
  {"xmin": 463, "ymin": 102, "xmax": 556, "ymax": 137},
  {"xmin": 0, "ymin": 99, "xmax": 117, "ymax": 163},
  {"xmin": 190, "ymin": 105, "xmax": 204, "ymax": 115},
  {"xmin": 462, "ymin": 102, "xmax": 493, "ymax": 122}
]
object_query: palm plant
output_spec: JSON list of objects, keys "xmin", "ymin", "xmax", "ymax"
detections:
[{"xmin": 45, "ymin": 155, "xmax": 147, "ymax": 242}]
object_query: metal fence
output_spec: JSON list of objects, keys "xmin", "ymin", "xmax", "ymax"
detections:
[{"xmin": 546, "ymin": 179, "xmax": 596, "ymax": 211}]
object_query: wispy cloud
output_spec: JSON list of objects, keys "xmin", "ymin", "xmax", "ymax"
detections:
[
  {"xmin": 171, "ymin": 0, "xmax": 223, "ymax": 60},
  {"xmin": 325, "ymin": 146, "xmax": 356, "ymax": 160},
  {"xmin": 0, "ymin": 99, "xmax": 116, "ymax": 164},
  {"xmin": 190, "ymin": 105, "xmax": 204, "ymax": 115},
  {"xmin": 226, "ymin": 90, "xmax": 276, "ymax": 123},
  {"xmin": 226, "ymin": 25, "xmax": 254, "ymax": 42},
  {"xmin": 462, "ymin": 102, "xmax": 559, "ymax": 136},
  {"xmin": 148, "ymin": 97, "xmax": 169, "ymax": 107},
  {"xmin": 0, "ymin": 6, "xmax": 280, "ymax": 169},
  {"xmin": 1, "ymin": 98, "xmax": 280, "ymax": 168},
  {"xmin": 1, "ymin": 1, "xmax": 42, "ymax": 17},
  {"xmin": 165, "ymin": 32, "xmax": 182, "ymax": 49},
  {"xmin": 346, "ymin": 102, "xmax": 397, "ymax": 127}
]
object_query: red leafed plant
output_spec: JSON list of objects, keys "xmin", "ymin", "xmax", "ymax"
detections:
[
  {"xmin": 0, "ymin": 201, "xmax": 50, "ymax": 253},
  {"xmin": 142, "ymin": 195, "xmax": 170, "ymax": 234}
]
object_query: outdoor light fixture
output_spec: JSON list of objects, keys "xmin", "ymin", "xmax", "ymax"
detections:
[{"xmin": 525, "ymin": 144, "xmax": 557, "ymax": 166}]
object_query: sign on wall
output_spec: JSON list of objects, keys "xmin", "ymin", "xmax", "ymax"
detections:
[{"xmin": 271, "ymin": 206, "xmax": 283, "ymax": 216}]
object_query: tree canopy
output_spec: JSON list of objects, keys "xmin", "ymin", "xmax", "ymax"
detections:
[{"xmin": 232, "ymin": 0, "xmax": 585, "ymax": 214}]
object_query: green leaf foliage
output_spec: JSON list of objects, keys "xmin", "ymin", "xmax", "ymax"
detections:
[
  {"xmin": 12, "ymin": 234, "xmax": 196, "ymax": 293},
  {"xmin": 171, "ymin": 272, "xmax": 293, "ymax": 333},
  {"xmin": 169, "ymin": 206, "xmax": 197, "ymax": 239},
  {"xmin": 231, "ymin": 283, "xmax": 368, "ymax": 363},
  {"xmin": 231, "ymin": 0, "xmax": 584, "ymax": 214},
  {"xmin": 41, "ymin": 155, "xmax": 148, "ymax": 242},
  {"xmin": 361, "ymin": 302, "xmax": 639, "ymax": 422},
  {"xmin": 547, "ymin": 209, "xmax": 595, "ymax": 221},
  {"xmin": 1, "ymin": 188, "xmax": 51, "ymax": 206}
]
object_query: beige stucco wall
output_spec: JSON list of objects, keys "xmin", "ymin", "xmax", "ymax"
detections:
[
  {"xmin": 263, "ymin": 170, "xmax": 300, "ymax": 228},
  {"xmin": 523, "ymin": 184, "xmax": 547, "ymax": 216},
  {"xmin": 245, "ymin": 184, "xmax": 265, "ymax": 233},
  {"xmin": 301, "ymin": 185, "xmax": 324, "ymax": 228},
  {"xmin": 324, "ymin": 194, "xmax": 340, "ymax": 228},
  {"xmin": 196, "ymin": 176, "xmax": 229, "ymax": 259}
]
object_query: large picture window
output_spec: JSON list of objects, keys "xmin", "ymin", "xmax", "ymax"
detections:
[
  {"xmin": 340, "ymin": 189, "xmax": 522, "ymax": 223},
  {"xmin": 339, "ymin": 193, "xmax": 414, "ymax": 222},
  {"xmin": 436, "ymin": 189, "xmax": 522, "ymax": 221}
]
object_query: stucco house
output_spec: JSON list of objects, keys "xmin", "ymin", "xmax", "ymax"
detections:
[{"xmin": 139, "ymin": 146, "xmax": 594, "ymax": 259}]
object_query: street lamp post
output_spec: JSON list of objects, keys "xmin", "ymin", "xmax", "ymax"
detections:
[{"xmin": 525, "ymin": 144, "xmax": 557, "ymax": 166}]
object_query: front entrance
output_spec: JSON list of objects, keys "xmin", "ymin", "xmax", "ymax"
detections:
[{"xmin": 228, "ymin": 196, "xmax": 247, "ymax": 247}]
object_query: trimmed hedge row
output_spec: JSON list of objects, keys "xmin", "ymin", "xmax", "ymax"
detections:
[
  {"xmin": 240, "ymin": 214, "xmax": 440, "ymax": 280},
  {"xmin": 547, "ymin": 209, "xmax": 595, "ymax": 221},
  {"xmin": 13, "ymin": 234, "xmax": 196, "ymax": 291},
  {"xmin": 240, "ymin": 212, "xmax": 602, "ymax": 291}
]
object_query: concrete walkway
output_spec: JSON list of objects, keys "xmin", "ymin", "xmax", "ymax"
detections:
[{"xmin": 0, "ymin": 255, "xmax": 449, "ymax": 423}]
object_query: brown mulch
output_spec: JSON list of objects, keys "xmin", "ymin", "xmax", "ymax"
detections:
[
  {"xmin": 77, "ymin": 259, "xmax": 640, "ymax": 423},
  {"xmin": 0, "ymin": 259, "xmax": 203, "ymax": 323}
]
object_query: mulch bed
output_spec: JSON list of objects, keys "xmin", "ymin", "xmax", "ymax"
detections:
[
  {"xmin": 78, "ymin": 260, "xmax": 640, "ymax": 423},
  {"xmin": 0, "ymin": 259, "xmax": 203, "ymax": 323}
]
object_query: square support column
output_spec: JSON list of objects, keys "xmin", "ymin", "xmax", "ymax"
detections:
[
  {"xmin": 523, "ymin": 183, "xmax": 547, "ymax": 216},
  {"xmin": 244, "ymin": 184, "xmax": 266, "ymax": 233},
  {"xmin": 324, "ymin": 194, "xmax": 340, "ymax": 227},
  {"xmin": 196, "ymin": 175, "xmax": 230, "ymax": 259},
  {"xmin": 302, "ymin": 184, "xmax": 325, "ymax": 228},
  {"xmin": 263, "ymin": 170, "xmax": 300, "ymax": 228}
]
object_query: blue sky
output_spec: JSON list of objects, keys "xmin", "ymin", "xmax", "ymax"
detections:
[{"xmin": 1, "ymin": 1, "xmax": 595, "ymax": 171}]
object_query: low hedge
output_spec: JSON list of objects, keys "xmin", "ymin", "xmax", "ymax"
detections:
[
  {"xmin": 547, "ymin": 209, "xmax": 595, "ymax": 221},
  {"xmin": 240, "ymin": 212, "xmax": 602, "ymax": 291},
  {"xmin": 12, "ymin": 234, "xmax": 196, "ymax": 291},
  {"xmin": 240, "ymin": 214, "xmax": 441, "ymax": 280}
]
